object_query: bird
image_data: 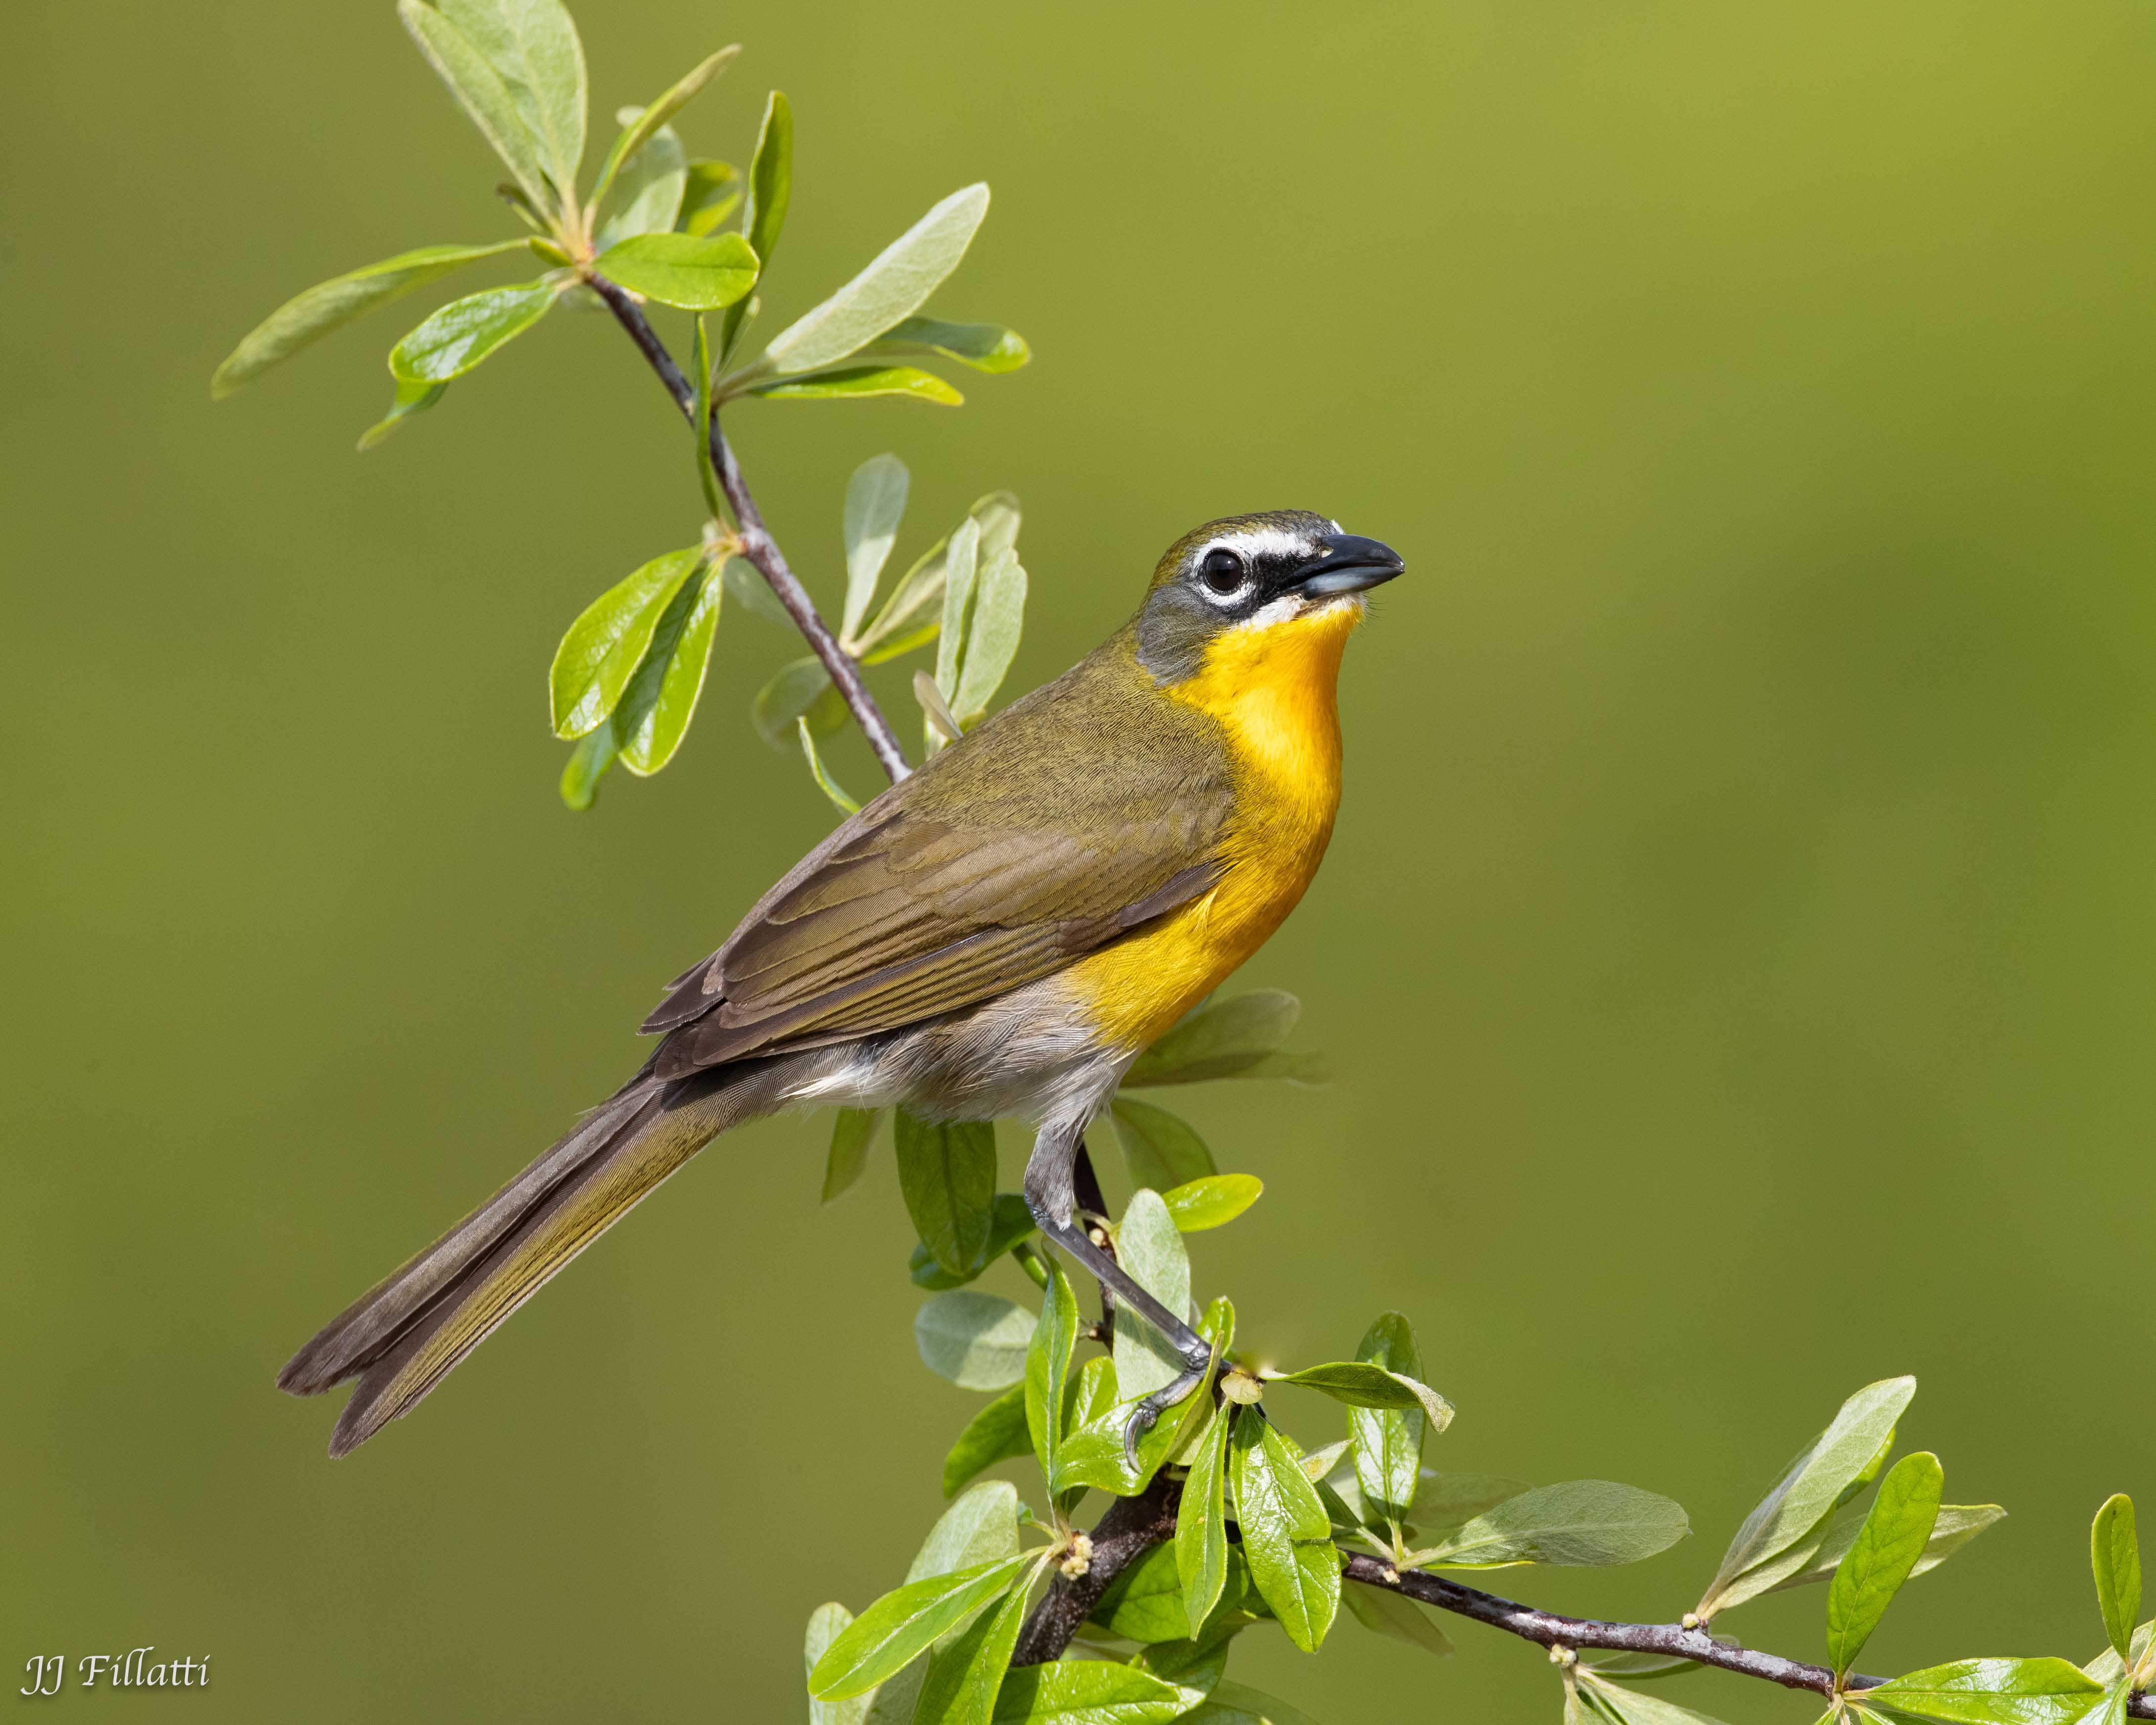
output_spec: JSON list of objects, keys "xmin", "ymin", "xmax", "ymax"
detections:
[{"xmin": 279, "ymin": 509, "xmax": 1405, "ymax": 1457}]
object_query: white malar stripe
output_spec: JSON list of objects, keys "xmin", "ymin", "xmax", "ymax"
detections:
[{"xmin": 1229, "ymin": 591, "xmax": 1364, "ymax": 633}]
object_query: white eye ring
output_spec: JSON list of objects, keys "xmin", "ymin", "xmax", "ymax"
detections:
[{"xmin": 1195, "ymin": 544, "xmax": 1252, "ymax": 606}]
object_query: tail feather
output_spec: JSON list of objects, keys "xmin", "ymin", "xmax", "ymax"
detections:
[{"xmin": 280, "ymin": 1059, "xmax": 797, "ymax": 1455}]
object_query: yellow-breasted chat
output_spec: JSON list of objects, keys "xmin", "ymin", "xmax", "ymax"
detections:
[{"xmin": 279, "ymin": 509, "xmax": 1406, "ymax": 1458}]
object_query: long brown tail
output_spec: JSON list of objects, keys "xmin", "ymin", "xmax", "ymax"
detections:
[{"xmin": 278, "ymin": 1058, "xmax": 799, "ymax": 1457}]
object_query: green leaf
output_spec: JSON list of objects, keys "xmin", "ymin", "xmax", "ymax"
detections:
[
  {"xmin": 1051, "ymin": 1299, "xmax": 1229, "ymax": 1501},
  {"xmin": 1123, "ymin": 992, "xmax": 1303, "ymax": 1086},
  {"xmin": 1341, "ymin": 1576, "xmax": 1455, "ymax": 1658},
  {"xmin": 856, "ymin": 531, "xmax": 953, "ymax": 653},
  {"xmin": 1297, "ymin": 1439, "xmax": 1351, "ymax": 1484},
  {"xmin": 752, "ymin": 656, "xmax": 846, "ymax": 749},
  {"xmin": 2082, "ymin": 1618, "xmax": 2154, "ymax": 1685},
  {"xmin": 1828, "ymin": 1450, "xmax": 1942, "ymax": 1678},
  {"xmin": 823, "ymin": 1107, "xmax": 881, "ymax": 1202},
  {"xmin": 912, "ymin": 1196, "xmax": 1039, "ymax": 1290},
  {"xmin": 1579, "ymin": 1651, "xmax": 1710, "ymax": 1682},
  {"xmin": 1024, "ymin": 1259, "xmax": 1078, "ymax": 1481},
  {"xmin": 357, "ymin": 376, "xmax": 448, "ymax": 450},
  {"xmin": 1268, "ymin": 1360, "xmax": 1454, "ymax": 1437},
  {"xmin": 990, "ymin": 1658, "xmax": 1194, "ymax": 1724},
  {"xmin": 799, "ymin": 719, "xmax": 861, "ymax": 816},
  {"xmin": 935, "ymin": 517, "xmax": 981, "ymax": 702},
  {"xmin": 910, "ymin": 1481, "xmax": 1023, "ymax": 1581},
  {"xmin": 1066, "ymin": 1354, "xmax": 1119, "ymax": 1434},
  {"xmin": 1161, "ymin": 1174, "xmax": 1263, "ymax": 1233},
  {"xmin": 865, "ymin": 316, "xmax": 1031, "ymax": 374},
  {"xmin": 761, "ymin": 184, "xmax": 992, "ymax": 376},
  {"xmin": 1131, "ymin": 1627, "xmax": 1235, "ymax": 1696},
  {"xmin": 1347, "ymin": 1312, "xmax": 1427, "ymax": 1527},
  {"xmin": 809, "ymin": 1556, "xmax": 1030, "ymax": 1701},
  {"xmin": 806, "ymin": 1603, "xmax": 869, "ymax": 1725},
  {"xmin": 1283, "ymin": 1540, "xmax": 1344, "ymax": 1655},
  {"xmin": 751, "ymin": 365, "xmax": 962, "ymax": 405},
  {"xmin": 1109, "ymin": 1098, "xmax": 1217, "ymax": 1190},
  {"xmin": 719, "ymin": 90, "xmax": 791, "ymax": 358},
  {"xmin": 972, "ymin": 491, "xmax": 1022, "ymax": 564},
  {"xmin": 916, "ymin": 672, "xmax": 965, "ymax": 746},
  {"xmin": 549, "ymin": 546, "xmax": 703, "ymax": 738},
  {"xmin": 1697, "ymin": 1376, "xmax": 1917, "ymax": 1620},
  {"xmin": 952, "ymin": 545, "xmax": 1027, "ymax": 725},
  {"xmin": 590, "ymin": 46, "xmax": 738, "ymax": 210},
  {"xmin": 679, "ymin": 160, "xmax": 741, "ymax": 235},
  {"xmin": 557, "ymin": 716, "xmax": 614, "ymax": 809},
  {"xmin": 864, "ymin": 620, "xmax": 941, "ymax": 667},
  {"xmin": 2093, "ymin": 1494, "xmax": 2141, "ymax": 1664},
  {"xmin": 1406, "ymin": 1473, "xmax": 1534, "ymax": 1541},
  {"xmin": 1761, "ymin": 1502, "xmax": 2005, "ymax": 1597},
  {"xmin": 597, "ymin": 232, "xmax": 757, "ymax": 310},
  {"xmin": 593, "ymin": 114, "xmax": 686, "ymax": 249},
  {"xmin": 1867, "ymin": 1658, "xmax": 2105, "ymax": 1724},
  {"xmin": 212, "ymin": 240, "xmax": 528, "ymax": 398},
  {"xmin": 1314, "ymin": 1465, "xmax": 1372, "ymax": 1534},
  {"xmin": 389, "ymin": 279, "xmax": 557, "ymax": 382},
  {"xmin": 1574, "ymin": 1670, "xmax": 1734, "ymax": 1724},
  {"xmin": 915, "ymin": 1579, "xmax": 1031, "ymax": 1725},
  {"xmin": 615, "ymin": 560, "xmax": 721, "ymax": 775},
  {"xmin": 843, "ymin": 454, "xmax": 911, "ymax": 642},
  {"xmin": 1233, "ymin": 1415, "xmax": 1337, "ymax": 1650},
  {"xmin": 916, "ymin": 1293, "xmax": 1035, "ymax": 1391},
  {"xmin": 1178, "ymin": 1682, "xmax": 1327, "ymax": 1725},
  {"xmin": 942, "ymin": 1384, "xmax": 1032, "ymax": 1498},
  {"xmin": 1093, "ymin": 1541, "xmax": 1201, "ymax": 1642},
  {"xmin": 721, "ymin": 555, "xmax": 797, "ymax": 629},
  {"xmin": 1112, "ymin": 1190, "xmax": 1192, "ymax": 1401},
  {"xmin": 397, "ymin": 0, "xmax": 550, "ymax": 209},
  {"xmin": 1421, "ymin": 1481, "xmax": 1690, "ymax": 1569},
  {"xmin": 1177, "ymin": 1399, "xmax": 1233, "ymax": 1632},
  {"xmin": 741, "ymin": 89, "xmax": 793, "ymax": 263},
  {"xmin": 897, "ymin": 1113, "xmax": 998, "ymax": 1276},
  {"xmin": 436, "ymin": 0, "xmax": 586, "ymax": 201}
]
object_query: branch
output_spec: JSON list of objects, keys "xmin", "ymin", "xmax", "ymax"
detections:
[
  {"xmin": 995, "ymin": 1498, "xmax": 2153, "ymax": 1716},
  {"xmin": 1341, "ymin": 1555, "xmax": 2156, "ymax": 1719},
  {"xmin": 707, "ymin": 411, "xmax": 913, "ymax": 783},
  {"xmin": 588, "ymin": 275, "xmax": 913, "ymax": 785},
  {"xmin": 1011, "ymin": 1473, "xmax": 1180, "ymax": 1669}
]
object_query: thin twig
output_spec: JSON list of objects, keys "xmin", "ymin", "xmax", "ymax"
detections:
[
  {"xmin": 1001, "ymin": 1505, "xmax": 2153, "ymax": 1717},
  {"xmin": 1341, "ymin": 1556, "xmax": 2156, "ymax": 1719},
  {"xmin": 707, "ymin": 412, "xmax": 912, "ymax": 783},
  {"xmin": 588, "ymin": 274, "xmax": 912, "ymax": 785}
]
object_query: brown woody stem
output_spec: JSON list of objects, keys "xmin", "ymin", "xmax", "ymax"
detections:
[
  {"xmin": 590, "ymin": 275, "xmax": 912, "ymax": 785},
  {"xmin": 1001, "ymin": 1502, "xmax": 2154, "ymax": 1716}
]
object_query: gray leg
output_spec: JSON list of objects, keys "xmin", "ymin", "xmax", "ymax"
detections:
[{"xmin": 1025, "ymin": 1122, "xmax": 1212, "ymax": 1461}]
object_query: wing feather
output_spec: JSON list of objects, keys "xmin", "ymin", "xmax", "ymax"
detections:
[{"xmin": 641, "ymin": 634, "xmax": 1236, "ymax": 1072}]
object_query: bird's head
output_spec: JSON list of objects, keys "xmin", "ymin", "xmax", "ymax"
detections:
[{"xmin": 1133, "ymin": 509, "xmax": 1406, "ymax": 685}]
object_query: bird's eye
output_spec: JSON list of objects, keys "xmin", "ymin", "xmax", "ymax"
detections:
[{"xmin": 1198, "ymin": 547, "xmax": 1247, "ymax": 595}]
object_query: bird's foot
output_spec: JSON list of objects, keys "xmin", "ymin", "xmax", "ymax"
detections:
[{"xmin": 1120, "ymin": 1342, "xmax": 1216, "ymax": 1467}]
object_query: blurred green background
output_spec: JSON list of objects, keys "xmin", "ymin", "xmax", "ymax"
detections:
[{"xmin": 5, "ymin": 0, "xmax": 2155, "ymax": 1718}]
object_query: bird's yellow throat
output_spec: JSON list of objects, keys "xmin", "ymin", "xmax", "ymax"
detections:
[{"xmin": 1071, "ymin": 599, "xmax": 1362, "ymax": 1053}]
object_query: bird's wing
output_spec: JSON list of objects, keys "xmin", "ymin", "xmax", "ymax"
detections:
[{"xmin": 643, "ymin": 641, "xmax": 1235, "ymax": 1076}]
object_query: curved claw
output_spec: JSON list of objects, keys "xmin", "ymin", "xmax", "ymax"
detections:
[{"xmin": 1120, "ymin": 1359, "xmax": 1211, "ymax": 1468}]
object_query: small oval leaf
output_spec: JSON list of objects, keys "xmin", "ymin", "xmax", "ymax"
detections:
[{"xmin": 597, "ymin": 231, "xmax": 758, "ymax": 309}]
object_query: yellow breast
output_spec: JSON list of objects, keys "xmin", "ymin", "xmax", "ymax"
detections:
[{"xmin": 1070, "ymin": 600, "xmax": 1360, "ymax": 1053}]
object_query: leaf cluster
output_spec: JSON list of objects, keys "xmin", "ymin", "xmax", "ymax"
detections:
[{"xmin": 212, "ymin": 0, "xmax": 1031, "ymax": 805}]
